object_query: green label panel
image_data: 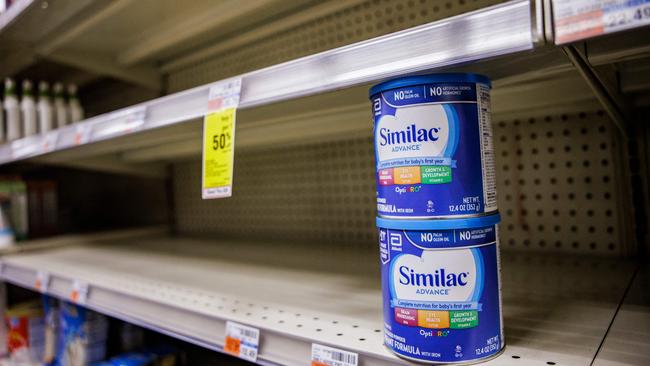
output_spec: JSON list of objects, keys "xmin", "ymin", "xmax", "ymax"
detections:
[
  {"xmin": 421, "ymin": 166, "xmax": 452, "ymax": 184},
  {"xmin": 449, "ymin": 310, "xmax": 478, "ymax": 329}
]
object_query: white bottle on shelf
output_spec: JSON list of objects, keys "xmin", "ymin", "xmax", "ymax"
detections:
[
  {"xmin": 0, "ymin": 98, "xmax": 4, "ymax": 143},
  {"xmin": 4, "ymin": 78, "xmax": 21, "ymax": 141},
  {"xmin": 67, "ymin": 83, "xmax": 83, "ymax": 123},
  {"xmin": 21, "ymin": 80, "xmax": 37, "ymax": 137},
  {"xmin": 0, "ymin": 204, "xmax": 15, "ymax": 248},
  {"xmin": 53, "ymin": 82, "xmax": 68, "ymax": 128},
  {"xmin": 37, "ymin": 81, "xmax": 54, "ymax": 133}
]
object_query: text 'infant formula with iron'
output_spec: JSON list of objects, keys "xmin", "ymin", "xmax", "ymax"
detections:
[
  {"xmin": 370, "ymin": 74, "xmax": 497, "ymax": 219},
  {"xmin": 377, "ymin": 215, "xmax": 504, "ymax": 363}
]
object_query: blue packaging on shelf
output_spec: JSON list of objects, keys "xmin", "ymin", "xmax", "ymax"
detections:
[
  {"xmin": 56, "ymin": 302, "xmax": 109, "ymax": 366},
  {"xmin": 377, "ymin": 214, "xmax": 504, "ymax": 364},
  {"xmin": 370, "ymin": 73, "xmax": 497, "ymax": 219}
]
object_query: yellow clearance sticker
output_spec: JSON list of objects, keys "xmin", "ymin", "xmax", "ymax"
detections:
[{"xmin": 202, "ymin": 108, "xmax": 236, "ymax": 199}]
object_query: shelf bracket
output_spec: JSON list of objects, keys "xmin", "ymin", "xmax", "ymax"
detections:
[{"xmin": 562, "ymin": 45, "xmax": 630, "ymax": 140}]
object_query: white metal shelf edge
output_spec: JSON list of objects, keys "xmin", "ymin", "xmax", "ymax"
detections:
[
  {"xmin": 0, "ymin": 0, "xmax": 535, "ymax": 165},
  {"xmin": 0, "ymin": 0, "xmax": 34, "ymax": 31},
  {"xmin": 0, "ymin": 253, "xmax": 402, "ymax": 366}
]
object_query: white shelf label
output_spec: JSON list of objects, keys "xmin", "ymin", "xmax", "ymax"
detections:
[
  {"xmin": 42, "ymin": 131, "xmax": 59, "ymax": 153},
  {"xmin": 11, "ymin": 136, "xmax": 42, "ymax": 159},
  {"xmin": 35, "ymin": 271, "xmax": 50, "ymax": 293},
  {"xmin": 90, "ymin": 106, "xmax": 147, "ymax": 141},
  {"xmin": 74, "ymin": 124, "xmax": 92, "ymax": 146},
  {"xmin": 311, "ymin": 344, "xmax": 358, "ymax": 366},
  {"xmin": 208, "ymin": 78, "xmax": 242, "ymax": 111},
  {"xmin": 554, "ymin": 0, "xmax": 650, "ymax": 43},
  {"xmin": 224, "ymin": 321, "xmax": 259, "ymax": 362},
  {"xmin": 70, "ymin": 280, "xmax": 89, "ymax": 304}
]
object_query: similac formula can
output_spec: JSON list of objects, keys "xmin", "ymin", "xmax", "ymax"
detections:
[
  {"xmin": 370, "ymin": 74, "xmax": 497, "ymax": 219},
  {"xmin": 377, "ymin": 214, "xmax": 504, "ymax": 364}
]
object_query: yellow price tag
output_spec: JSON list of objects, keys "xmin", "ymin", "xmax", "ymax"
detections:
[{"xmin": 202, "ymin": 108, "xmax": 236, "ymax": 199}]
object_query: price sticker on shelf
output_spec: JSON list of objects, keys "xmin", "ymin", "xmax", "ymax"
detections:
[
  {"xmin": 91, "ymin": 106, "xmax": 147, "ymax": 141},
  {"xmin": 311, "ymin": 344, "xmax": 358, "ymax": 366},
  {"xmin": 224, "ymin": 321, "xmax": 259, "ymax": 362},
  {"xmin": 42, "ymin": 131, "xmax": 59, "ymax": 153},
  {"xmin": 35, "ymin": 271, "xmax": 50, "ymax": 293},
  {"xmin": 553, "ymin": 0, "xmax": 650, "ymax": 43},
  {"xmin": 201, "ymin": 78, "xmax": 241, "ymax": 199},
  {"xmin": 70, "ymin": 280, "xmax": 89, "ymax": 304},
  {"xmin": 74, "ymin": 124, "xmax": 92, "ymax": 146},
  {"xmin": 11, "ymin": 136, "xmax": 41, "ymax": 159}
]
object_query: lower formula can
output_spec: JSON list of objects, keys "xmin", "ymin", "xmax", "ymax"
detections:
[
  {"xmin": 377, "ymin": 214, "xmax": 504, "ymax": 364},
  {"xmin": 370, "ymin": 73, "xmax": 497, "ymax": 219}
]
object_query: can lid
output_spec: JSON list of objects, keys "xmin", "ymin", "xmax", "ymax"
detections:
[
  {"xmin": 369, "ymin": 73, "xmax": 491, "ymax": 98},
  {"xmin": 376, "ymin": 213, "xmax": 501, "ymax": 230}
]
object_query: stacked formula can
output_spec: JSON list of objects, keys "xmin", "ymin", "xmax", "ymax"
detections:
[{"xmin": 370, "ymin": 74, "xmax": 504, "ymax": 364}]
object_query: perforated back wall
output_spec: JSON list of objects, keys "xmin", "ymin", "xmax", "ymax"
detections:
[
  {"xmin": 494, "ymin": 111, "xmax": 631, "ymax": 255},
  {"xmin": 174, "ymin": 137, "xmax": 377, "ymax": 245},
  {"xmin": 172, "ymin": 110, "xmax": 633, "ymax": 257},
  {"xmin": 167, "ymin": 0, "xmax": 505, "ymax": 92}
]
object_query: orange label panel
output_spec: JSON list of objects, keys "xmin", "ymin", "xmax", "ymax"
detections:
[
  {"xmin": 417, "ymin": 310, "xmax": 450, "ymax": 329},
  {"xmin": 224, "ymin": 336, "xmax": 241, "ymax": 356},
  {"xmin": 393, "ymin": 166, "xmax": 421, "ymax": 184}
]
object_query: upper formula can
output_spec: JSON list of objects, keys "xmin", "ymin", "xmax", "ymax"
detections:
[{"xmin": 370, "ymin": 73, "xmax": 497, "ymax": 219}]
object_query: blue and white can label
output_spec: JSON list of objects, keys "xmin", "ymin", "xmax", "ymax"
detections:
[
  {"xmin": 379, "ymin": 224, "xmax": 504, "ymax": 363},
  {"xmin": 371, "ymin": 75, "xmax": 497, "ymax": 218}
]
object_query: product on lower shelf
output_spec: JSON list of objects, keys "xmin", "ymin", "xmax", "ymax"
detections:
[
  {"xmin": 4, "ymin": 301, "xmax": 45, "ymax": 363},
  {"xmin": 89, "ymin": 345, "xmax": 178, "ymax": 366},
  {"xmin": 57, "ymin": 302, "xmax": 108, "ymax": 366},
  {"xmin": 118, "ymin": 323, "xmax": 144, "ymax": 353},
  {"xmin": 42, "ymin": 296, "xmax": 58, "ymax": 366},
  {"xmin": 377, "ymin": 215, "xmax": 504, "ymax": 364}
]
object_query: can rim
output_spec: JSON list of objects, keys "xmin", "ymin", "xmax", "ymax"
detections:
[
  {"xmin": 369, "ymin": 73, "xmax": 491, "ymax": 98},
  {"xmin": 376, "ymin": 213, "xmax": 500, "ymax": 230}
]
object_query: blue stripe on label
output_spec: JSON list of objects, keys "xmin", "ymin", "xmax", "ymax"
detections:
[
  {"xmin": 470, "ymin": 248, "xmax": 484, "ymax": 302},
  {"xmin": 376, "ymin": 214, "xmax": 501, "ymax": 230},
  {"xmin": 391, "ymin": 299, "xmax": 482, "ymax": 311},
  {"xmin": 442, "ymin": 104, "xmax": 459, "ymax": 157}
]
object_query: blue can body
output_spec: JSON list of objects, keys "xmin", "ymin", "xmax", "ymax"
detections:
[
  {"xmin": 377, "ymin": 215, "xmax": 504, "ymax": 363},
  {"xmin": 370, "ymin": 74, "xmax": 497, "ymax": 219}
]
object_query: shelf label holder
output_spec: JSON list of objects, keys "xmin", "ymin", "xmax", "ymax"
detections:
[
  {"xmin": 70, "ymin": 280, "xmax": 89, "ymax": 304},
  {"xmin": 224, "ymin": 321, "xmax": 259, "ymax": 362},
  {"xmin": 90, "ymin": 105, "xmax": 147, "ymax": 141},
  {"xmin": 35, "ymin": 270, "xmax": 50, "ymax": 293},
  {"xmin": 311, "ymin": 343, "xmax": 358, "ymax": 366},
  {"xmin": 201, "ymin": 78, "xmax": 241, "ymax": 199},
  {"xmin": 553, "ymin": 0, "xmax": 650, "ymax": 44}
]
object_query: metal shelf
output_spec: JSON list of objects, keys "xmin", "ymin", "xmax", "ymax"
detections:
[
  {"xmin": 0, "ymin": 0, "xmax": 33, "ymax": 31},
  {"xmin": 0, "ymin": 0, "xmax": 539, "ymax": 167},
  {"xmin": 593, "ymin": 265, "xmax": 650, "ymax": 366},
  {"xmin": 0, "ymin": 232, "xmax": 636, "ymax": 365}
]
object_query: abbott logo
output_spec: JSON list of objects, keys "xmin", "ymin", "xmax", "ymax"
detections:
[
  {"xmin": 390, "ymin": 232, "xmax": 402, "ymax": 252},
  {"xmin": 373, "ymin": 98, "xmax": 381, "ymax": 116}
]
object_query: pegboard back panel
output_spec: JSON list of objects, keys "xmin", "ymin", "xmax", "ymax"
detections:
[
  {"xmin": 173, "ymin": 110, "xmax": 634, "ymax": 257},
  {"xmin": 173, "ymin": 137, "xmax": 377, "ymax": 245},
  {"xmin": 166, "ymin": 0, "xmax": 506, "ymax": 92},
  {"xmin": 494, "ymin": 111, "xmax": 633, "ymax": 256}
]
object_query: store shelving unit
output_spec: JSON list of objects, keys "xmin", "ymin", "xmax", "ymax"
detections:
[
  {"xmin": 1, "ymin": 0, "xmax": 649, "ymax": 365},
  {"xmin": 0, "ymin": 0, "xmax": 540, "ymax": 167},
  {"xmin": 0, "ymin": 232, "xmax": 637, "ymax": 366}
]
